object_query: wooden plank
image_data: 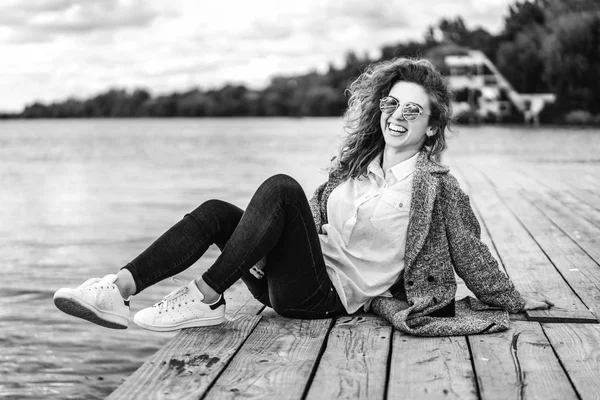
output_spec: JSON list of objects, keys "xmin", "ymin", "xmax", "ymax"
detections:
[
  {"xmin": 484, "ymin": 163, "xmax": 600, "ymax": 252},
  {"xmin": 566, "ymin": 188, "xmax": 600, "ymax": 212},
  {"xmin": 107, "ymin": 315, "xmax": 262, "ymax": 400},
  {"xmin": 305, "ymin": 314, "xmax": 391, "ymax": 400},
  {"xmin": 515, "ymin": 162, "xmax": 600, "ymax": 211},
  {"xmin": 387, "ymin": 331, "xmax": 476, "ymax": 400},
  {"xmin": 542, "ymin": 323, "xmax": 600, "ymax": 400},
  {"xmin": 108, "ymin": 280, "xmax": 264, "ymax": 399},
  {"xmin": 518, "ymin": 161, "xmax": 600, "ymax": 192},
  {"xmin": 493, "ymin": 191, "xmax": 600, "ymax": 321},
  {"xmin": 457, "ymin": 164, "xmax": 595, "ymax": 322},
  {"xmin": 476, "ymin": 164, "xmax": 600, "ymax": 321},
  {"xmin": 543, "ymin": 189, "xmax": 600, "ymax": 229},
  {"xmin": 204, "ymin": 309, "xmax": 331, "ymax": 400},
  {"xmin": 520, "ymin": 189, "xmax": 600, "ymax": 266},
  {"xmin": 469, "ymin": 321, "xmax": 578, "ymax": 400}
]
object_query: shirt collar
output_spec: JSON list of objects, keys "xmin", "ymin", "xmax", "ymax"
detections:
[{"xmin": 367, "ymin": 151, "xmax": 419, "ymax": 185}]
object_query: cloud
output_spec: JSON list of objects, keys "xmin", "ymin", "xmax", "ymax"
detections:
[
  {"xmin": 1, "ymin": 0, "xmax": 163, "ymax": 44},
  {"xmin": 0, "ymin": 0, "xmax": 516, "ymax": 111}
]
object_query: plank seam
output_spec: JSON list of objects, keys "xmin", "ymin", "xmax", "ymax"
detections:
[
  {"xmin": 539, "ymin": 324, "xmax": 584, "ymax": 400},
  {"xmin": 300, "ymin": 317, "xmax": 337, "ymax": 400},
  {"xmin": 465, "ymin": 337, "xmax": 483, "ymax": 400},
  {"xmin": 524, "ymin": 194, "xmax": 600, "ymax": 270},
  {"xmin": 474, "ymin": 165, "xmax": 597, "ymax": 321},
  {"xmin": 198, "ymin": 314, "xmax": 264, "ymax": 400},
  {"xmin": 517, "ymin": 195, "xmax": 600, "ymax": 315},
  {"xmin": 383, "ymin": 328, "xmax": 394, "ymax": 400},
  {"xmin": 516, "ymin": 165, "xmax": 600, "ymax": 214}
]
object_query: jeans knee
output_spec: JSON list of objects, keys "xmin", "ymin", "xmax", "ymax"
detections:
[
  {"xmin": 188, "ymin": 199, "xmax": 226, "ymax": 219},
  {"xmin": 259, "ymin": 174, "xmax": 303, "ymax": 199}
]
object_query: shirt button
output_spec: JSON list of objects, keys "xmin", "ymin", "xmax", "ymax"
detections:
[
  {"xmin": 423, "ymin": 255, "xmax": 431, "ymax": 261},
  {"xmin": 427, "ymin": 275, "xmax": 435, "ymax": 282},
  {"xmin": 407, "ymin": 280, "xmax": 414, "ymax": 286}
]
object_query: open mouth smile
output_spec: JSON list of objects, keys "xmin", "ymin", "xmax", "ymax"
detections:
[{"xmin": 388, "ymin": 123, "xmax": 408, "ymax": 136}]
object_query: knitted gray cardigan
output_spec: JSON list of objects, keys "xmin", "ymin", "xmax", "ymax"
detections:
[{"xmin": 308, "ymin": 151, "xmax": 525, "ymax": 336}]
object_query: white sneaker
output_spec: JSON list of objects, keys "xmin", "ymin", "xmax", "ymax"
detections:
[
  {"xmin": 53, "ymin": 274, "xmax": 130, "ymax": 329},
  {"xmin": 133, "ymin": 280, "xmax": 225, "ymax": 332}
]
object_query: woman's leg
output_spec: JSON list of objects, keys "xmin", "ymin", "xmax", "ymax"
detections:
[
  {"xmin": 131, "ymin": 173, "xmax": 345, "ymax": 331},
  {"xmin": 54, "ymin": 174, "xmax": 343, "ymax": 329},
  {"xmin": 122, "ymin": 199, "xmax": 245, "ymax": 296},
  {"xmin": 53, "ymin": 200, "xmax": 243, "ymax": 329},
  {"xmin": 202, "ymin": 174, "xmax": 345, "ymax": 318}
]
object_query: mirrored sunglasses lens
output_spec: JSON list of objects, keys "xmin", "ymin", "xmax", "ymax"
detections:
[
  {"xmin": 403, "ymin": 103, "xmax": 421, "ymax": 120},
  {"xmin": 380, "ymin": 97, "xmax": 398, "ymax": 113}
]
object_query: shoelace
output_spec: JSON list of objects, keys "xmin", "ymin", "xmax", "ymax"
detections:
[
  {"xmin": 79, "ymin": 277, "xmax": 102, "ymax": 288},
  {"xmin": 80, "ymin": 277, "xmax": 118, "ymax": 291},
  {"xmin": 154, "ymin": 282, "xmax": 191, "ymax": 313}
]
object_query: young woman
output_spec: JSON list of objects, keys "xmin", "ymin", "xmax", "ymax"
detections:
[{"xmin": 54, "ymin": 58, "xmax": 553, "ymax": 332}]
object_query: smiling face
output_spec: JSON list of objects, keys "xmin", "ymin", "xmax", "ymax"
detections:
[{"xmin": 380, "ymin": 81, "xmax": 435, "ymax": 159}]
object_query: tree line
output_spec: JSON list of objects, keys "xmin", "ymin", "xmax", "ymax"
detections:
[{"xmin": 10, "ymin": 0, "xmax": 600, "ymax": 123}]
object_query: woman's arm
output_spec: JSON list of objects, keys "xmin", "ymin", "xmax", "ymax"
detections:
[{"xmin": 445, "ymin": 183, "xmax": 534, "ymax": 313}]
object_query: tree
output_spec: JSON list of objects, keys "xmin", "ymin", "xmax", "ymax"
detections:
[
  {"xmin": 502, "ymin": 0, "xmax": 546, "ymax": 41},
  {"xmin": 496, "ymin": 25, "xmax": 550, "ymax": 93},
  {"xmin": 542, "ymin": 0, "xmax": 600, "ymax": 19},
  {"xmin": 543, "ymin": 12, "xmax": 600, "ymax": 113}
]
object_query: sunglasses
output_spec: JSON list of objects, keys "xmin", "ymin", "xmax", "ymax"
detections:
[{"xmin": 379, "ymin": 97, "xmax": 429, "ymax": 121}]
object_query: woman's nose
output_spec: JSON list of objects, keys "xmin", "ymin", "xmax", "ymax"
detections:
[{"xmin": 391, "ymin": 107, "xmax": 405, "ymax": 120}]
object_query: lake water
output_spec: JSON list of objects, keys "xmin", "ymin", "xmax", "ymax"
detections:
[{"xmin": 1, "ymin": 118, "xmax": 598, "ymax": 399}]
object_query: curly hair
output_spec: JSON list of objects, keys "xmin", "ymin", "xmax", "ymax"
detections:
[{"xmin": 331, "ymin": 57, "xmax": 453, "ymax": 179}]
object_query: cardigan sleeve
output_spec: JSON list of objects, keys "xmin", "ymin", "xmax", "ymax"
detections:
[{"xmin": 445, "ymin": 184, "xmax": 525, "ymax": 313}]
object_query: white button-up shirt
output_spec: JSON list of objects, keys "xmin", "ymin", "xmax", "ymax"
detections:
[{"xmin": 320, "ymin": 152, "xmax": 418, "ymax": 313}]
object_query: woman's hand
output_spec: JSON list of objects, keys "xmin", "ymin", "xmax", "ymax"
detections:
[{"xmin": 521, "ymin": 296, "xmax": 554, "ymax": 311}]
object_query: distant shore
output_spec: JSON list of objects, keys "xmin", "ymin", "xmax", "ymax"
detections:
[{"xmin": 2, "ymin": 114, "xmax": 599, "ymax": 127}]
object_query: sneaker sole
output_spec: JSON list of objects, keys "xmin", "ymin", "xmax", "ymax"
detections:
[
  {"xmin": 54, "ymin": 294, "xmax": 128, "ymax": 330},
  {"xmin": 134, "ymin": 315, "xmax": 225, "ymax": 332}
]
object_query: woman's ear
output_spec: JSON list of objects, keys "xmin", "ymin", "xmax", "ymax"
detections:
[{"xmin": 426, "ymin": 126, "xmax": 436, "ymax": 137}]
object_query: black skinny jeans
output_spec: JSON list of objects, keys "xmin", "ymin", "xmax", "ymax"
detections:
[{"xmin": 124, "ymin": 174, "xmax": 345, "ymax": 319}]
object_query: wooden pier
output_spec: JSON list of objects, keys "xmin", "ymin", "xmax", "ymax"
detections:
[{"xmin": 108, "ymin": 132, "xmax": 600, "ymax": 399}]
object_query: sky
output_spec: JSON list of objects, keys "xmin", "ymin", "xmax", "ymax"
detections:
[{"xmin": 0, "ymin": 0, "xmax": 518, "ymax": 112}]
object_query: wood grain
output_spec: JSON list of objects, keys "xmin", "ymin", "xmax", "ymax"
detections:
[
  {"xmin": 542, "ymin": 323, "xmax": 600, "ymax": 400},
  {"xmin": 107, "ymin": 280, "xmax": 264, "ymax": 399},
  {"xmin": 204, "ymin": 309, "xmax": 331, "ymax": 400},
  {"xmin": 489, "ymin": 188, "xmax": 600, "ymax": 321},
  {"xmin": 520, "ymin": 188, "xmax": 600, "ymax": 266},
  {"xmin": 305, "ymin": 314, "xmax": 391, "ymax": 400},
  {"xmin": 469, "ymin": 321, "xmax": 577, "ymax": 400},
  {"xmin": 107, "ymin": 315, "xmax": 262, "ymax": 400},
  {"xmin": 387, "ymin": 331, "xmax": 477, "ymax": 400},
  {"xmin": 457, "ymin": 164, "xmax": 595, "ymax": 322},
  {"xmin": 564, "ymin": 188, "xmax": 600, "ymax": 212}
]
